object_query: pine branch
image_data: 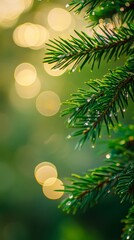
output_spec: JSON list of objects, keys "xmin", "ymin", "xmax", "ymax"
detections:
[
  {"xmin": 59, "ymin": 131, "xmax": 134, "ymax": 214},
  {"xmin": 87, "ymin": 1, "xmax": 134, "ymax": 27},
  {"xmin": 66, "ymin": 0, "xmax": 103, "ymax": 13},
  {"xmin": 123, "ymin": 5, "xmax": 134, "ymax": 24},
  {"xmin": 121, "ymin": 205, "xmax": 134, "ymax": 240},
  {"xmin": 44, "ymin": 25, "xmax": 134, "ymax": 71},
  {"xmin": 61, "ymin": 56, "xmax": 134, "ymax": 147}
]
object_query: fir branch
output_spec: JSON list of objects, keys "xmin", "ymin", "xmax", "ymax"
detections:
[
  {"xmin": 66, "ymin": 0, "xmax": 103, "ymax": 13},
  {"xmin": 121, "ymin": 205, "xmax": 134, "ymax": 240},
  {"xmin": 116, "ymin": 163, "xmax": 134, "ymax": 203},
  {"xmin": 59, "ymin": 132, "xmax": 134, "ymax": 214},
  {"xmin": 87, "ymin": 1, "xmax": 134, "ymax": 27},
  {"xmin": 44, "ymin": 25, "xmax": 134, "ymax": 71},
  {"xmin": 61, "ymin": 56, "xmax": 134, "ymax": 147},
  {"xmin": 121, "ymin": 2, "xmax": 134, "ymax": 24},
  {"xmin": 66, "ymin": 0, "xmax": 134, "ymax": 16}
]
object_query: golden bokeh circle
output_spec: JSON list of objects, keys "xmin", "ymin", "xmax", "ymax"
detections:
[
  {"xmin": 36, "ymin": 91, "xmax": 61, "ymax": 117},
  {"xmin": 35, "ymin": 166, "xmax": 58, "ymax": 185},
  {"xmin": 42, "ymin": 178, "xmax": 64, "ymax": 200}
]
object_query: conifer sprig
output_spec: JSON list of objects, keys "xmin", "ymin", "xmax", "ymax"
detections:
[
  {"xmin": 61, "ymin": 56, "xmax": 134, "ymax": 147},
  {"xmin": 44, "ymin": 25, "xmax": 134, "ymax": 71},
  {"xmin": 67, "ymin": 0, "xmax": 134, "ymax": 20},
  {"xmin": 122, "ymin": 205, "xmax": 134, "ymax": 240},
  {"xmin": 59, "ymin": 131, "xmax": 134, "ymax": 214},
  {"xmin": 66, "ymin": 0, "xmax": 103, "ymax": 13}
]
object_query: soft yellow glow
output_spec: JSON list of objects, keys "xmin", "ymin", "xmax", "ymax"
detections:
[
  {"xmin": 24, "ymin": 23, "xmax": 39, "ymax": 47},
  {"xmin": 35, "ymin": 166, "xmax": 58, "ymax": 185},
  {"xmin": 36, "ymin": 91, "xmax": 61, "ymax": 117},
  {"xmin": 23, "ymin": 0, "xmax": 34, "ymax": 11},
  {"xmin": 0, "ymin": 0, "xmax": 33, "ymax": 28},
  {"xmin": 13, "ymin": 23, "xmax": 49, "ymax": 49},
  {"xmin": 47, "ymin": 8, "xmax": 72, "ymax": 31},
  {"xmin": 14, "ymin": 63, "xmax": 37, "ymax": 86},
  {"xmin": 15, "ymin": 78, "xmax": 41, "ymax": 99},
  {"xmin": 34, "ymin": 162, "xmax": 56, "ymax": 175},
  {"xmin": 106, "ymin": 154, "xmax": 111, "ymax": 159},
  {"xmin": 42, "ymin": 178, "xmax": 64, "ymax": 200},
  {"xmin": 30, "ymin": 24, "xmax": 50, "ymax": 50},
  {"xmin": 43, "ymin": 63, "xmax": 66, "ymax": 76},
  {"xmin": 13, "ymin": 24, "xmax": 28, "ymax": 47}
]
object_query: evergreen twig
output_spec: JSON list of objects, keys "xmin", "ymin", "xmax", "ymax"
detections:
[
  {"xmin": 44, "ymin": 25, "xmax": 134, "ymax": 71},
  {"xmin": 59, "ymin": 130, "xmax": 134, "ymax": 214},
  {"xmin": 61, "ymin": 56, "xmax": 134, "ymax": 147},
  {"xmin": 122, "ymin": 205, "xmax": 134, "ymax": 240}
]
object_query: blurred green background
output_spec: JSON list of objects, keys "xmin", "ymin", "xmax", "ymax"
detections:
[{"xmin": 0, "ymin": 0, "xmax": 133, "ymax": 240}]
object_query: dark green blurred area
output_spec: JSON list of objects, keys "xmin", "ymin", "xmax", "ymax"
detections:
[{"xmin": 0, "ymin": 0, "xmax": 133, "ymax": 240}]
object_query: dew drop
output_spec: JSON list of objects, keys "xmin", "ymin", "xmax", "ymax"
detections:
[
  {"xmin": 66, "ymin": 201, "xmax": 71, "ymax": 206},
  {"xmin": 123, "ymin": 109, "xmax": 126, "ymax": 112},
  {"xmin": 66, "ymin": 3, "xmax": 70, "ymax": 8},
  {"xmin": 87, "ymin": 98, "xmax": 91, "ymax": 103},
  {"xmin": 72, "ymin": 68, "xmax": 76, "ymax": 72},
  {"xmin": 68, "ymin": 118, "xmax": 71, "ymax": 123},
  {"xmin": 69, "ymin": 194, "xmax": 73, "ymax": 199},
  {"xmin": 91, "ymin": 145, "xmax": 95, "ymax": 148},
  {"xmin": 106, "ymin": 154, "xmax": 111, "ymax": 159},
  {"xmin": 116, "ymin": 163, "xmax": 120, "ymax": 166},
  {"xmin": 67, "ymin": 135, "xmax": 71, "ymax": 139},
  {"xmin": 127, "ymin": 236, "xmax": 130, "ymax": 239}
]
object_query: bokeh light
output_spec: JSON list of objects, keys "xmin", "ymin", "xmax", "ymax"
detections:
[
  {"xmin": 34, "ymin": 165, "xmax": 58, "ymax": 185},
  {"xmin": 42, "ymin": 178, "xmax": 64, "ymax": 200},
  {"xmin": 36, "ymin": 91, "xmax": 61, "ymax": 117},
  {"xmin": 35, "ymin": 162, "xmax": 56, "ymax": 174},
  {"xmin": 15, "ymin": 78, "xmax": 41, "ymax": 99},
  {"xmin": 13, "ymin": 23, "xmax": 49, "ymax": 49},
  {"xmin": 47, "ymin": 8, "xmax": 72, "ymax": 31},
  {"xmin": 43, "ymin": 62, "xmax": 66, "ymax": 76},
  {"xmin": 0, "ymin": 0, "xmax": 33, "ymax": 28},
  {"xmin": 14, "ymin": 63, "xmax": 37, "ymax": 86}
]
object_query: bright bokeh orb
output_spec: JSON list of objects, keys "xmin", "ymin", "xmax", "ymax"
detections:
[
  {"xmin": 36, "ymin": 91, "xmax": 61, "ymax": 117},
  {"xmin": 43, "ymin": 62, "xmax": 66, "ymax": 76},
  {"xmin": 15, "ymin": 78, "xmax": 41, "ymax": 99},
  {"xmin": 13, "ymin": 23, "xmax": 49, "ymax": 49},
  {"xmin": 34, "ymin": 162, "xmax": 56, "ymax": 175},
  {"xmin": 14, "ymin": 63, "xmax": 37, "ymax": 86},
  {"xmin": 0, "ymin": 0, "xmax": 33, "ymax": 28},
  {"xmin": 42, "ymin": 178, "xmax": 64, "ymax": 200},
  {"xmin": 34, "ymin": 166, "xmax": 58, "ymax": 185},
  {"xmin": 47, "ymin": 8, "xmax": 72, "ymax": 31}
]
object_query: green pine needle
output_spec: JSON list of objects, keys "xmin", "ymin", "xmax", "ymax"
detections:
[
  {"xmin": 44, "ymin": 25, "xmax": 134, "ymax": 71},
  {"xmin": 121, "ymin": 205, "xmax": 134, "ymax": 240},
  {"xmin": 59, "ymin": 128, "xmax": 134, "ymax": 214},
  {"xmin": 61, "ymin": 56, "xmax": 134, "ymax": 147}
]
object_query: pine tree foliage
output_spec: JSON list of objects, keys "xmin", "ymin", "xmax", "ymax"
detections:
[
  {"xmin": 44, "ymin": 0, "xmax": 134, "ymax": 239},
  {"xmin": 122, "ymin": 205, "xmax": 134, "ymax": 240},
  {"xmin": 59, "ymin": 126, "xmax": 134, "ymax": 215},
  {"xmin": 61, "ymin": 55, "xmax": 134, "ymax": 147},
  {"xmin": 66, "ymin": 0, "xmax": 134, "ymax": 25},
  {"xmin": 44, "ymin": 25, "xmax": 134, "ymax": 71}
]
